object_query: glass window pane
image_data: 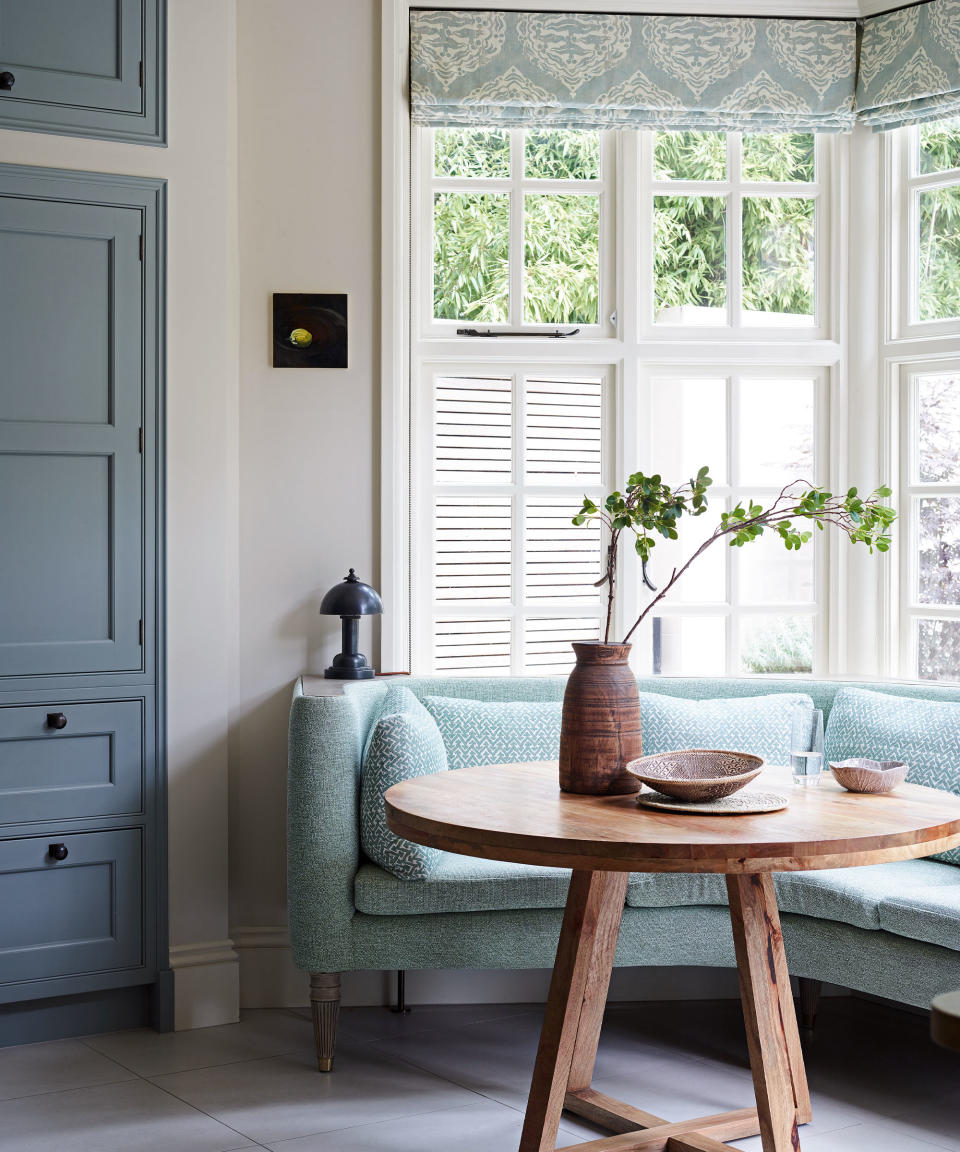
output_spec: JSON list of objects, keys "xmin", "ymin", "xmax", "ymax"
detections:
[
  {"xmin": 650, "ymin": 377, "xmax": 728, "ymax": 485},
  {"xmin": 654, "ymin": 195, "xmax": 727, "ymax": 325},
  {"xmin": 737, "ymin": 530, "xmax": 815, "ymax": 605},
  {"xmin": 524, "ymin": 376, "xmax": 602, "ymax": 485},
  {"xmin": 653, "ymin": 131, "xmax": 726, "ymax": 181},
  {"xmin": 434, "ymin": 192, "xmax": 509, "ymax": 322},
  {"xmin": 434, "ymin": 375, "xmax": 511, "ymax": 484},
  {"xmin": 739, "ymin": 615, "xmax": 814, "ymax": 675},
  {"xmin": 652, "ymin": 511, "xmax": 727, "ymax": 605},
  {"xmin": 653, "ymin": 615, "xmax": 726, "ymax": 675},
  {"xmin": 918, "ymin": 496, "xmax": 960, "ymax": 606},
  {"xmin": 523, "ymin": 194, "xmax": 599, "ymax": 324},
  {"xmin": 742, "ymin": 134, "xmax": 815, "ymax": 183},
  {"xmin": 523, "ymin": 617, "xmax": 601, "ymax": 675},
  {"xmin": 434, "ymin": 618, "xmax": 512, "ymax": 675},
  {"xmin": 525, "ymin": 130, "xmax": 599, "ymax": 181},
  {"xmin": 919, "ymin": 117, "xmax": 960, "ymax": 175},
  {"xmin": 917, "ymin": 372, "xmax": 960, "ymax": 483},
  {"xmin": 434, "ymin": 497, "xmax": 511, "ymax": 603},
  {"xmin": 742, "ymin": 196, "xmax": 815, "ymax": 323},
  {"xmin": 917, "ymin": 618, "xmax": 960, "ymax": 682},
  {"xmin": 917, "ymin": 186, "xmax": 960, "ymax": 322},
  {"xmin": 434, "ymin": 128, "xmax": 510, "ymax": 178},
  {"xmin": 525, "ymin": 499, "xmax": 602, "ymax": 604},
  {"xmin": 738, "ymin": 378, "xmax": 815, "ymax": 487}
]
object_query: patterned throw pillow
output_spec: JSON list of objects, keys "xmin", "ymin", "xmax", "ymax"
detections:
[
  {"xmin": 423, "ymin": 696, "xmax": 562, "ymax": 772},
  {"xmin": 638, "ymin": 691, "xmax": 816, "ymax": 766},
  {"xmin": 360, "ymin": 705, "xmax": 448, "ymax": 880},
  {"xmin": 826, "ymin": 687, "xmax": 960, "ymax": 866}
]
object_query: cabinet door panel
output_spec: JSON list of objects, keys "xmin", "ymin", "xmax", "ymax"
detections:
[
  {"xmin": 0, "ymin": 700, "xmax": 143, "ymax": 823},
  {"xmin": 0, "ymin": 829, "xmax": 142, "ymax": 985},
  {"xmin": 0, "ymin": 0, "xmax": 142, "ymax": 113},
  {"xmin": 0, "ymin": 197, "xmax": 143, "ymax": 678}
]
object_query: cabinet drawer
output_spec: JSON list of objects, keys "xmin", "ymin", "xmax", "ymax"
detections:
[
  {"xmin": 0, "ymin": 829, "xmax": 142, "ymax": 986},
  {"xmin": 0, "ymin": 701, "xmax": 143, "ymax": 824}
]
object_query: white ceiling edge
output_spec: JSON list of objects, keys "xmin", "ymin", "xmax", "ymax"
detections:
[{"xmin": 412, "ymin": 1, "xmax": 867, "ymax": 16}]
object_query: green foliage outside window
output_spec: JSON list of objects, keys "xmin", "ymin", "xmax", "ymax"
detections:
[
  {"xmin": 917, "ymin": 119, "xmax": 960, "ymax": 323},
  {"xmin": 654, "ymin": 131, "xmax": 815, "ymax": 319},
  {"xmin": 741, "ymin": 617, "xmax": 814, "ymax": 674}
]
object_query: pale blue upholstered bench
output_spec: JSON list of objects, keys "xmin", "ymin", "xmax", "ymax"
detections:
[{"xmin": 288, "ymin": 675, "xmax": 960, "ymax": 1070}]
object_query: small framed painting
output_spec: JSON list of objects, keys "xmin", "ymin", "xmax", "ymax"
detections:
[{"xmin": 273, "ymin": 293, "xmax": 348, "ymax": 368}]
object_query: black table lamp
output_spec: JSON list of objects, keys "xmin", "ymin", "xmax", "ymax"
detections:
[{"xmin": 320, "ymin": 569, "xmax": 383, "ymax": 680}]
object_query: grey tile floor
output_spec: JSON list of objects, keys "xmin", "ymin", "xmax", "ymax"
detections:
[{"xmin": 0, "ymin": 996, "xmax": 956, "ymax": 1151}]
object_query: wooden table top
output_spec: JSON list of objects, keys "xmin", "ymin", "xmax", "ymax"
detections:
[{"xmin": 385, "ymin": 762, "xmax": 960, "ymax": 874}]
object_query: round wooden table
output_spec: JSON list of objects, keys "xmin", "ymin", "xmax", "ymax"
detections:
[{"xmin": 386, "ymin": 762, "xmax": 960, "ymax": 1152}]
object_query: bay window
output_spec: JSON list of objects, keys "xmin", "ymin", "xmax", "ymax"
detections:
[
  {"xmin": 890, "ymin": 118, "xmax": 960, "ymax": 682},
  {"xmin": 410, "ymin": 126, "xmax": 839, "ymax": 677}
]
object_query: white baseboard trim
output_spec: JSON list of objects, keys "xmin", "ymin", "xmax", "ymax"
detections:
[
  {"xmin": 231, "ymin": 926, "xmax": 846, "ymax": 1010},
  {"xmin": 233, "ymin": 926, "xmax": 309, "ymax": 1009},
  {"xmin": 169, "ymin": 939, "xmax": 240, "ymax": 1030}
]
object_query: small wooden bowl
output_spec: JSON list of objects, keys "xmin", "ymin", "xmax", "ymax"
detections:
[
  {"xmin": 626, "ymin": 750, "xmax": 765, "ymax": 802},
  {"xmin": 830, "ymin": 758, "xmax": 909, "ymax": 794}
]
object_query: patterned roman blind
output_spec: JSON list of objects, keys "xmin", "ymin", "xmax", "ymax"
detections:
[
  {"xmin": 857, "ymin": 1, "xmax": 960, "ymax": 130},
  {"xmin": 410, "ymin": 11, "xmax": 858, "ymax": 133}
]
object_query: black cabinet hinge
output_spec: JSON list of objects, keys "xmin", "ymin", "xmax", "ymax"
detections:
[
  {"xmin": 138, "ymin": 427, "xmax": 144, "ymax": 454},
  {"xmin": 139, "ymin": 619, "xmax": 144, "ymax": 646},
  {"xmin": 139, "ymin": 60, "xmax": 143, "ymax": 88},
  {"xmin": 139, "ymin": 233, "xmax": 143, "ymax": 262}
]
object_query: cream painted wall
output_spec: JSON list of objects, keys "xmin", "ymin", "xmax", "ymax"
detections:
[
  {"xmin": 0, "ymin": 0, "xmax": 240, "ymax": 1028},
  {"xmin": 230, "ymin": 0, "xmax": 379, "ymax": 971}
]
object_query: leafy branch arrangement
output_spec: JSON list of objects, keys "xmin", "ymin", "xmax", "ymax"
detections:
[{"xmin": 573, "ymin": 468, "xmax": 896, "ymax": 645}]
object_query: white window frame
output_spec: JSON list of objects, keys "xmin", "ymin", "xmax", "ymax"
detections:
[
  {"xmin": 415, "ymin": 129, "xmax": 617, "ymax": 339},
  {"xmin": 890, "ymin": 124, "xmax": 960, "ymax": 342},
  {"xmin": 631, "ymin": 365, "xmax": 831, "ymax": 677},
  {"xmin": 895, "ymin": 360, "xmax": 960, "ymax": 679},
  {"xmin": 382, "ymin": 0, "xmax": 853, "ymax": 678},
  {"xmin": 884, "ymin": 122, "xmax": 960, "ymax": 683},
  {"xmin": 639, "ymin": 132, "xmax": 830, "ymax": 342}
]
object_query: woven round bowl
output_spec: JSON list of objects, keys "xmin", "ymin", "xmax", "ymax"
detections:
[
  {"xmin": 830, "ymin": 758, "xmax": 909, "ymax": 794},
  {"xmin": 626, "ymin": 750, "xmax": 765, "ymax": 802}
]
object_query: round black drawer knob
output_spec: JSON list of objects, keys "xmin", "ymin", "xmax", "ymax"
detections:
[
  {"xmin": 0, "ymin": 72, "xmax": 14, "ymax": 91},
  {"xmin": 48, "ymin": 843, "xmax": 68, "ymax": 861},
  {"xmin": 47, "ymin": 712, "xmax": 67, "ymax": 730}
]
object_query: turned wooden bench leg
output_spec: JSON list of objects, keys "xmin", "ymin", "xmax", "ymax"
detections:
[
  {"xmin": 798, "ymin": 977, "xmax": 823, "ymax": 1032},
  {"xmin": 310, "ymin": 972, "xmax": 341, "ymax": 1072},
  {"xmin": 727, "ymin": 874, "xmax": 811, "ymax": 1152}
]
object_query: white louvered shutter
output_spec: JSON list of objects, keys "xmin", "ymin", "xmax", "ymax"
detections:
[{"xmin": 427, "ymin": 371, "xmax": 607, "ymax": 675}]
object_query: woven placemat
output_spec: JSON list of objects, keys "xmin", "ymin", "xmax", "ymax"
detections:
[{"xmin": 637, "ymin": 789, "xmax": 790, "ymax": 815}]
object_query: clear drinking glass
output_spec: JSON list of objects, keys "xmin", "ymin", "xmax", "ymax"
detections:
[{"xmin": 790, "ymin": 704, "xmax": 824, "ymax": 787}]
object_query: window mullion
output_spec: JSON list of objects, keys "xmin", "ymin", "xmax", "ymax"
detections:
[
  {"xmin": 729, "ymin": 134, "xmax": 743, "ymax": 329},
  {"xmin": 509, "ymin": 129, "xmax": 524, "ymax": 329}
]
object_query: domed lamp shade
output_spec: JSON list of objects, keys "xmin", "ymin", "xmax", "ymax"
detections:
[{"xmin": 320, "ymin": 569, "xmax": 384, "ymax": 680}]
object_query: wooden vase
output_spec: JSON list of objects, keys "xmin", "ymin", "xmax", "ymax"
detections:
[{"xmin": 559, "ymin": 641, "xmax": 642, "ymax": 795}]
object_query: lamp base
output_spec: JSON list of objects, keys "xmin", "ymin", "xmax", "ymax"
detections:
[{"xmin": 324, "ymin": 666, "xmax": 376, "ymax": 680}]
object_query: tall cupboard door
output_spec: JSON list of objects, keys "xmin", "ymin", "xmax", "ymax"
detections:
[
  {"xmin": 0, "ymin": 0, "xmax": 143, "ymax": 113},
  {"xmin": 0, "ymin": 0, "xmax": 165, "ymax": 145},
  {"xmin": 0, "ymin": 194, "xmax": 144, "ymax": 678}
]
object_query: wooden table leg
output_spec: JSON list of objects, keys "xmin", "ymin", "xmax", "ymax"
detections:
[
  {"xmin": 519, "ymin": 869, "xmax": 628, "ymax": 1152},
  {"xmin": 727, "ymin": 873, "xmax": 811, "ymax": 1152}
]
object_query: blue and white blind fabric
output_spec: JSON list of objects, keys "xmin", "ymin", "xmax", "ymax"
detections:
[
  {"xmin": 857, "ymin": 1, "xmax": 960, "ymax": 130},
  {"xmin": 410, "ymin": 4, "xmax": 960, "ymax": 134},
  {"xmin": 410, "ymin": 11, "xmax": 857, "ymax": 133}
]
